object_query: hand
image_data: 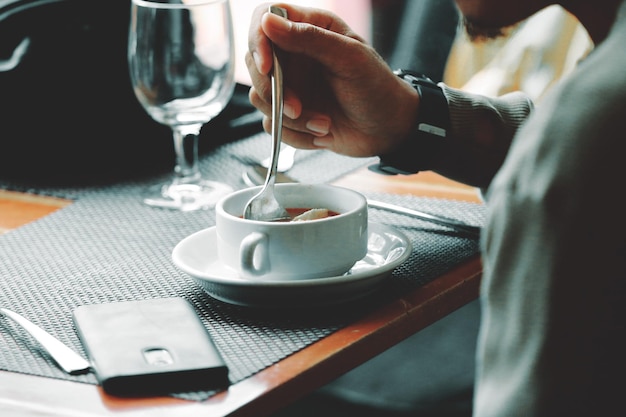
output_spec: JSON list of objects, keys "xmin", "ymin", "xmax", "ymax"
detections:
[{"xmin": 246, "ymin": 3, "xmax": 419, "ymax": 157}]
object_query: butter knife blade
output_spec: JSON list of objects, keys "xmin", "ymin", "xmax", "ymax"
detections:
[
  {"xmin": 1, "ymin": 308, "xmax": 90, "ymax": 375},
  {"xmin": 366, "ymin": 199, "xmax": 481, "ymax": 237}
]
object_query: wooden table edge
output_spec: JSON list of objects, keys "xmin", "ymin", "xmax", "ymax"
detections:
[{"xmin": 225, "ymin": 256, "xmax": 482, "ymax": 417}]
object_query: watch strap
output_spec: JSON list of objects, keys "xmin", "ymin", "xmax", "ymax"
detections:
[{"xmin": 371, "ymin": 70, "xmax": 450, "ymax": 175}]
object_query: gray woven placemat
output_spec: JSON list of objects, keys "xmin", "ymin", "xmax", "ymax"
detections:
[{"xmin": 0, "ymin": 132, "xmax": 485, "ymax": 400}]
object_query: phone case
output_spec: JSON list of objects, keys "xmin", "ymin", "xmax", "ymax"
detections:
[{"xmin": 73, "ymin": 297, "xmax": 229, "ymax": 396}]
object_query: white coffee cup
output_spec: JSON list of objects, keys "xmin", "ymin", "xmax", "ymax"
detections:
[{"xmin": 215, "ymin": 183, "xmax": 368, "ymax": 281}]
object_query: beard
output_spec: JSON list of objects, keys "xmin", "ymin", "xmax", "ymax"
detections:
[{"xmin": 461, "ymin": 15, "xmax": 509, "ymax": 41}]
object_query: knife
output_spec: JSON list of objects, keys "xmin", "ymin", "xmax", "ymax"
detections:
[{"xmin": 1, "ymin": 308, "xmax": 91, "ymax": 375}]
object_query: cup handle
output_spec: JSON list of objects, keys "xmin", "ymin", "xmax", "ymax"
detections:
[{"xmin": 240, "ymin": 232, "xmax": 270, "ymax": 276}]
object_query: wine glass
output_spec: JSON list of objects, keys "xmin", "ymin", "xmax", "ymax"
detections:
[{"xmin": 128, "ymin": 0, "xmax": 235, "ymax": 211}]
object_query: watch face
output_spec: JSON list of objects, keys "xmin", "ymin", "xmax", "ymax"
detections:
[{"xmin": 394, "ymin": 69, "xmax": 434, "ymax": 84}]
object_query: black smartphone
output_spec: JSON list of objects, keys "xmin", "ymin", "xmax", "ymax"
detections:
[{"xmin": 73, "ymin": 297, "xmax": 229, "ymax": 396}]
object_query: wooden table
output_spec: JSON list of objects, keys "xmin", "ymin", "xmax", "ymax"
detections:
[{"xmin": 0, "ymin": 168, "xmax": 483, "ymax": 417}]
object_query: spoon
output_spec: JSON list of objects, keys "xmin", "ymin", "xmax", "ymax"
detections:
[
  {"xmin": 1, "ymin": 308, "xmax": 91, "ymax": 375},
  {"xmin": 243, "ymin": 5, "xmax": 290, "ymax": 222}
]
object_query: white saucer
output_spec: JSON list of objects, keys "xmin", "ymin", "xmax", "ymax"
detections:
[{"xmin": 172, "ymin": 222, "xmax": 412, "ymax": 308}]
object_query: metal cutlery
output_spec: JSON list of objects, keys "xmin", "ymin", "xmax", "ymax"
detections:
[
  {"xmin": 242, "ymin": 164, "xmax": 481, "ymax": 237},
  {"xmin": 243, "ymin": 5, "xmax": 291, "ymax": 222},
  {"xmin": 1, "ymin": 307, "xmax": 90, "ymax": 375},
  {"xmin": 366, "ymin": 199, "xmax": 481, "ymax": 237}
]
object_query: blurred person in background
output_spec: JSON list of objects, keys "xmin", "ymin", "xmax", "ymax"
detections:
[{"xmin": 444, "ymin": 4, "xmax": 592, "ymax": 102}]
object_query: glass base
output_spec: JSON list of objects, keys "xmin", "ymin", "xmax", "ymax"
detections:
[{"xmin": 143, "ymin": 180, "xmax": 233, "ymax": 211}]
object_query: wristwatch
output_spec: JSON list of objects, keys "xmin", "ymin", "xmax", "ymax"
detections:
[{"xmin": 370, "ymin": 69, "xmax": 450, "ymax": 175}]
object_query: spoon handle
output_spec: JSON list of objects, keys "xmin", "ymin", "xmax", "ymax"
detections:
[
  {"xmin": 265, "ymin": 5, "xmax": 288, "ymax": 187},
  {"xmin": 1, "ymin": 308, "xmax": 90, "ymax": 375}
]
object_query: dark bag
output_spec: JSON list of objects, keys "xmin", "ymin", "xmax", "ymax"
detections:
[{"xmin": 0, "ymin": 0, "xmax": 255, "ymax": 182}]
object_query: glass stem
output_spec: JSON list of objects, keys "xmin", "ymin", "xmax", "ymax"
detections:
[{"xmin": 172, "ymin": 124, "xmax": 203, "ymax": 185}]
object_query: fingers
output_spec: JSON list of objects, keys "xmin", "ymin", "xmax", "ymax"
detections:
[
  {"xmin": 245, "ymin": 50, "xmax": 270, "ymax": 102},
  {"xmin": 245, "ymin": 4, "xmax": 361, "ymax": 129},
  {"xmin": 259, "ymin": 7, "xmax": 365, "ymax": 74},
  {"xmin": 272, "ymin": 3, "xmax": 362, "ymax": 42},
  {"xmin": 263, "ymin": 118, "xmax": 326, "ymax": 150},
  {"xmin": 248, "ymin": 3, "xmax": 365, "ymax": 77},
  {"xmin": 260, "ymin": 113, "xmax": 329, "ymax": 150},
  {"xmin": 249, "ymin": 86, "xmax": 331, "ymax": 149},
  {"xmin": 247, "ymin": 2, "xmax": 273, "ymax": 75},
  {"xmin": 245, "ymin": 66, "xmax": 303, "ymax": 119}
]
